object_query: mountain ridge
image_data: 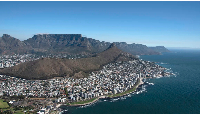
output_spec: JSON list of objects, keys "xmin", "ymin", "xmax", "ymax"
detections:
[
  {"xmin": 149, "ymin": 46, "xmax": 170, "ymax": 53},
  {"xmin": 0, "ymin": 34, "xmax": 32, "ymax": 54},
  {"xmin": 0, "ymin": 43, "xmax": 137, "ymax": 80},
  {"xmin": 0, "ymin": 34, "xmax": 169, "ymax": 55}
]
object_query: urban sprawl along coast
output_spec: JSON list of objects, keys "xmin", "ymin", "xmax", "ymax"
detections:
[{"xmin": 0, "ymin": 54, "xmax": 170, "ymax": 114}]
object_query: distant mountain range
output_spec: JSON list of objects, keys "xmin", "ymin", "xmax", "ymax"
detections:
[
  {"xmin": 0, "ymin": 34, "xmax": 169, "ymax": 55},
  {"xmin": 149, "ymin": 46, "xmax": 170, "ymax": 53},
  {"xmin": 0, "ymin": 43, "xmax": 137, "ymax": 80}
]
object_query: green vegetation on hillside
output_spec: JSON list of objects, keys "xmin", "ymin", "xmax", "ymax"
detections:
[
  {"xmin": 0, "ymin": 99, "xmax": 9, "ymax": 108},
  {"xmin": 64, "ymin": 87, "xmax": 69, "ymax": 96},
  {"xmin": 0, "ymin": 105, "xmax": 36, "ymax": 114},
  {"xmin": 14, "ymin": 110, "xmax": 24, "ymax": 114}
]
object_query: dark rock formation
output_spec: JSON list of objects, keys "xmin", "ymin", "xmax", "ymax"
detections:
[{"xmin": 0, "ymin": 34, "xmax": 32, "ymax": 54}]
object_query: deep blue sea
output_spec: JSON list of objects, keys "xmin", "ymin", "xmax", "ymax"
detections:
[{"xmin": 61, "ymin": 49, "xmax": 200, "ymax": 114}]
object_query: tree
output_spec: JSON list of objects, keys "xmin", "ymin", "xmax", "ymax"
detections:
[{"xmin": 64, "ymin": 88, "xmax": 68, "ymax": 97}]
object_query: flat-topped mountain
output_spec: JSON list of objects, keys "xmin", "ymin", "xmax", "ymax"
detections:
[
  {"xmin": 0, "ymin": 34, "xmax": 169, "ymax": 55},
  {"xmin": 24, "ymin": 34, "xmax": 111, "ymax": 54},
  {"xmin": 0, "ymin": 43, "xmax": 137, "ymax": 80}
]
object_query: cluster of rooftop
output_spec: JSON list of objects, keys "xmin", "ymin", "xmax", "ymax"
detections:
[
  {"xmin": 0, "ymin": 55, "xmax": 171, "ymax": 114},
  {"xmin": 0, "ymin": 53, "xmax": 88, "ymax": 69},
  {"xmin": 0, "ymin": 59, "xmax": 167, "ymax": 100},
  {"xmin": 0, "ymin": 54, "xmax": 39, "ymax": 68}
]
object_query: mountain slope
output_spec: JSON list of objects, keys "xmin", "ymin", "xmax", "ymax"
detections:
[
  {"xmin": 24, "ymin": 34, "xmax": 111, "ymax": 54},
  {"xmin": 114, "ymin": 42, "xmax": 160, "ymax": 55},
  {"xmin": 0, "ymin": 34, "xmax": 32, "ymax": 54},
  {"xmin": 0, "ymin": 43, "xmax": 137, "ymax": 80},
  {"xmin": 24, "ymin": 34, "xmax": 162, "ymax": 55},
  {"xmin": 0, "ymin": 34, "xmax": 169, "ymax": 55}
]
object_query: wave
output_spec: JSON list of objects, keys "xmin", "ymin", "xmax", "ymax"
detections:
[
  {"xmin": 164, "ymin": 68, "xmax": 179, "ymax": 78},
  {"xmin": 160, "ymin": 62, "xmax": 168, "ymax": 64},
  {"xmin": 148, "ymin": 82, "xmax": 154, "ymax": 85}
]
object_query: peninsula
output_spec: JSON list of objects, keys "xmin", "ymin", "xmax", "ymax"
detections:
[
  {"xmin": 0, "ymin": 35, "xmax": 170, "ymax": 114},
  {"xmin": 0, "ymin": 46, "xmax": 169, "ymax": 113},
  {"xmin": 0, "ymin": 43, "xmax": 137, "ymax": 80}
]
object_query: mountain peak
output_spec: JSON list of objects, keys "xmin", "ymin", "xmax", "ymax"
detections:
[
  {"xmin": 107, "ymin": 43, "xmax": 116, "ymax": 49},
  {"xmin": 0, "ymin": 34, "xmax": 165, "ymax": 55},
  {"xmin": 0, "ymin": 42, "xmax": 136, "ymax": 80},
  {"xmin": 2, "ymin": 34, "xmax": 11, "ymax": 38}
]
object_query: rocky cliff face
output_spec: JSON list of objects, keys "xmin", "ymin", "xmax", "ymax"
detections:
[
  {"xmin": 24, "ymin": 34, "xmax": 111, "ymax": 54},
  {"xmin": 0, "ymin": 34, "xmax": 168, "ymax": 55},
  {"xmin": 23, "ymin": 34, "xmax": 161, "ymax": 55},
  {"xmin": 0, "ymin": 34, "xmax": 32, "ymax": 54}
]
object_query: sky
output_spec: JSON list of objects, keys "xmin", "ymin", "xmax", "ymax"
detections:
[{"xmin": 0, "ymin": 1, "xmax": 200, "ymax": 48}]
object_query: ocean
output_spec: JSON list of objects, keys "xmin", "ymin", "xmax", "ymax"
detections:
[{"xmin": 60, "ymin": 49, "xmax": 200, "ymax": 114}]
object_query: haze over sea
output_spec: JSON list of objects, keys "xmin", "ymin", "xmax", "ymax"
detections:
[{"xmin": 61, "ymin": 49, "xmax": 200, "ymax": 114}]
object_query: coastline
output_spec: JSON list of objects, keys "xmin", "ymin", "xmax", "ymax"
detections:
[
  {"xmin": 68, "ymin": 97, "xmax": 100, "ymax": 107},
  {"xmin": 66, "ymin": 78, "xmax": 144, "ymax": 107},
  {"xmin": 107, "ymin": 78, "xmax": 143, "ymax": 98}
]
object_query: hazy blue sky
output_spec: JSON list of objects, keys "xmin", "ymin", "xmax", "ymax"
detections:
[{"xmin": 0, "ymin": 1, "xmax": 200, "ymax": 48}]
